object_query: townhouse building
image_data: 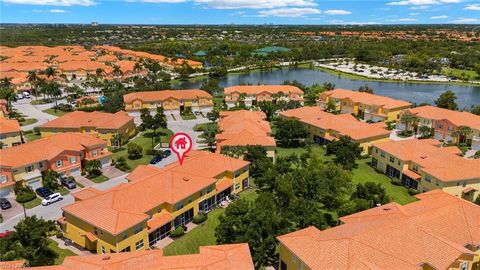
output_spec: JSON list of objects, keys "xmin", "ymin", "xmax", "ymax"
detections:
[
  {"xmin": 224, "ymin": 85, "xmax": 304, "ymax": 108},
  {"xmin": 0, "ymin": 118, "xmax": 22, "ymax": 148},
  {"xmin": 280, "ymin": 107, "xmax": 391, "ymax": 155},
  {"xmin": 39, "ymin": 111, "xmax": 136, "ymax": 147},
  {"xmin": 317, "ymin": 88, "xmax": 412, "ymax": 122},
  {"xmin": 123, "ymin": 90, "xmax": 213, "ymax": 114},
  {"xmin": 61, "ymin": 151, "xmax": 250, "ymax": 253},
  {"xmin": 0, "ymin": 133, "xmax": 111, "ymax": 197},
  {"xmin": 398, "ymin": 105, "xmax": 480, "ymax": 151},
  {"xmin": 371, "ymin": 139, "xmax": 480, "ymax": 202},
  {"xmin": 0, "ymin": 244, "xmax": 254, "ymax": 270},
  {"xmin": 0, "ymin": 99, "xmax": 8, "ymax": 118},
  {"xmin": 278, "ymin": 190, "xmax": 480, "ymax": 270},
  {"xmin": 216, "ymin": 110, "xmax": 276, "ymax": 160}
]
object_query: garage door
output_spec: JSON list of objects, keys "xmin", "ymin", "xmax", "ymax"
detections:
[
  {"xmin": 396, "ymin": 123, "xmax": 406, "ymax": 131},
  {"xmin": 0, "ymin": 186, "xmax": 13, "ymax": 198},
  {"xmin": 101, "ymin": 157, "xmax": 111, "ymax": 167},
  {"xmin": 28, "ymin": 179, "xmax": 42, "ymax": 190},
  {"xmin": 70, "ymin": 168, "xmax": 81, "ymax": 176}
]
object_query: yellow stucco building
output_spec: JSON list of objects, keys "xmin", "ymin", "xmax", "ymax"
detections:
[
  {"xmin": 61, "ymin": 151, "xmax": 250, "ymax": 253},
  {"xmin": 317, "ymin": 88, "xmax": 411, "ymax": 122},
  {"xmin": 39, "ymin": 111, "xmax": 136, "ymax": 147},
  {"xmin": 0, "ymin": 118, "xmax": 22, "ymax": 149}
]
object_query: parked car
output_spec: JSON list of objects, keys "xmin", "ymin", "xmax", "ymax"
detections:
[
  {"xmin": 194, "ymin": 111, "xmax": 201, "ymax": 116},
  {"xmin": 36, "ymin": 187, "xmax": 53, "ymax": 198},
  {"xmin": 149, "ymin": 155, "xmax": 163, "ymax": 164},
  {"xmin": 41, "ymin": 193, "xmax": 63, "ymax": 206},
  {"xmin": 162, "ymin": 149, "xmax": 172, "ymax": 158},
  {"xmin": 22, "ymin": 91, "xmax": 30, "ymax": 98},
  {"xmin": 0, "ymin": 231, "xmax": 13, "ymax": 238},
  {"xmin": 15, "ymin": 94, "xmax": 23, "ymax": 100},
  {"xmin": 60, "ymin": 176, "xmax": 76, "ymax": 189},
  {"xmin": 0, "ymin": 198, "xmax": 12, "ymax": 210}
]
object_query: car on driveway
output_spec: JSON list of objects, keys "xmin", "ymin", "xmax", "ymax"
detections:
[
  {"xmin": 194, "ymin": 111, "xmax": 201, "ymax": 116},
  {"xmin": 0, "ymin": 198, "xmax": 12, "ymax": 210},
  {"xmin": 41, "ymin": 193, "xmax": 63, "ymax": 206},
  {"xmin": 149, "ymin": 155, "xmax": 163, "ymax": 164},
  {"xmin": 36, "ymin": 187, "xmax": 53, "ymax": 198},
  {"xmin": 163, "ymin": 149, "xmax": 172, "ymax": 158},
  {"xmin": 59, "ymin": 176, "xmax": 77, "ymax": 189}
]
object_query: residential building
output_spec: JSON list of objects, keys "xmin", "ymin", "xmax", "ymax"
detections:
[
  {"xmin": 224, "ymin": 85, "xmax": 304, "ymax": 108},
  {"xmin": 0, "ymin": 133, "xmax": 111, "ymax": 197},
  {"xmin": 277, "ymin": 190, "xmax": 480, "ymax": 270},
  {"xmin": 0, "ymin": 118, "xmax": 22, "ymax": 148},
  {"xmin": 280, "ymin": 107, "xmax": 390, "ymax": 155},
  {"xmin": 317, "ymin": 88, "xmax": 412, "ymax": 122},
  {"xmin": 371, "ymin": 139, "xmax": 480, "ymax": 202},
  {"xmin": 39, "ymin": 111, "xmax": 135, "ymax": 147},
  {"xmin": 216, "ymin": 110, "xmax": 276, "ymax": 160},
  {"xmin": 0, "ymin": 244, "xmax": 254, "ymax": 270},
  {"xmin": 0, "ymin": 99, "xmax": 8, "ymax": 117},
  {"xmin": 398, "ymin": 105, "xmax": 480, "ymax": 151},
  {"xmin": 76, "ymin": 95, "xmax": 104, "ymax": 108},
  {"xmin": 61, "ymin": 151, "xmax": 250, "ymax": 253},
  {"xmin": 123, "ymin": 90, "xmax": 213, "ymax": 114}
]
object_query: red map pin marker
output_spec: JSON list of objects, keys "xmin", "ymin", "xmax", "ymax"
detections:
[{"xmin": 169, "ymin": 132, "xmax": 193, "ymax": 166}]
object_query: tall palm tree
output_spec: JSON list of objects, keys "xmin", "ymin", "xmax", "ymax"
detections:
[
  {"xmin": 400, "ymin": 114, "xmax": 419, "ymax": 133},
  {"xmin": 26, "ymin": 70, "xmax": 39, "ymax": 100},
  {"xmin": 1, "ymin": 77, "xmax": 12, "ymax": 89},
  {"xmin": 45, "ymin": 66, "xmax": 56, "ymax": 79},
  {"xmin": 452, "ymin": 126, "xmax": 473, "ymax": 144},
  {"xmin": 133, "ymin": 62, "xmax": 142, "ymax": 74},
  {"xmin": 95, "ymin": 68, "xmax": 105, "ymax": 80},
  {"xmin": 112, "ymin": 65, "xmax": 123, "ymax": 79}
]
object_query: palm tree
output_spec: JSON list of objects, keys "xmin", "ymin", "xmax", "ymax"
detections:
[
  {"xmin": 0, "ymin": 88, "xmax": 17, "ymax": 114},
  {"xmin": 26, "ymin": 70, "xmax": 39, "ymax": 100},
  {"xmin": 44, "ymin": 66, "xmax": 56, "ymax": 79},
  {"xmin": 418, "ymin": 125, "xmax": 432, "ymax": 139},
  {"xmin": 134, "ymin": 62, "xmax": 142, "ymax": 74},
  {"xmin": 112, "ymin": 65, "xmax": 123, "ymax": 79},
  {"xmin": 1, "ymin": 77, "xmax": 12, "ymax": 89},
  {"xmin": 95, "ymin": 68, "xmax": 105, "ymax": 80},
  {"xmin": 400, "ymin": 114, "xmax": 419, "ymax": 134},
  {"xmin": 452, "ymin": 126, "xmax": 473, "ymax": 144},
  {"xmin": 45, "ymin": 82, "xmax": 62, "ymax": 111}
]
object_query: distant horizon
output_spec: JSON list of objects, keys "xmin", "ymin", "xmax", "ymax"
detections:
[{"xmin": 1, "ymin": 0, "xmax": 479, "ymax": 25}]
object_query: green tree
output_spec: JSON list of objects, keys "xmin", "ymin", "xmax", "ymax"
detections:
[
  {"xmin": 0, "ymin": 216, "xmax": 57, "ymax": 266},
  {"xmin": 244, "ymin": 145, "xmax": 272, "ymax": 179},
  {"xmin": 326, "ymin": 136, "xmax": 362, "ymax": 170},
  {"xmin": 474, "ymin": 196, "xmax": 480, "ymax": 206},
  {"xmin": 471, "ymin": 105, "xmax": 480, "ymax": 116},
  {"xmin": 418, "ymin": 125, "xmax": 432, "ymax": 139},
  {"xmin": 352, "ymin": 182, "xmax": 390, "ymax": 207},
  {"xmin": 44, "ymin": 66, "xmax": 56, "ymax": 79},
  {"xmin": 258, "ymin": 101, "xmax": 277, "ymax": 121},
  {"xmin": 26, "ymin": 70, "xmax": 39, "ymax": 100},
  {"xmin": 200, "ymin": 79, "xmax": 223, "ymax": 95},
  {"xmin": 434, "ymin": 90, "xmax": 458, "ymax": 110},
  {"xmin": 202, "ymin": 123, "xmax": 220, "ymax": 150},
  {"xmin": 274, "ymin": 118, "xmax": 308, "ymax": 147},
  {"xmin": 127, "ymin": 142, "xmax": 143, "ymax": 160},
  {"xmin": 83, "ymin": 160, "xmax": 102, "ymax": 177},
  {"xmin": 102, "ymin": 90, "xmax": 125, "ymax": 113},
  {"xmin": 358, "ymin": 84, "xmax": 374, "ymax": 94},
  {"xmin": 325, "ymin": 98, "xmax": 337, "ymax": 113},
  {"xmin": 400, "ymin": 113, "xmax": 419, "ymax": 133},
  {"xmin": 452, "ymin": 126, "xmax": 473, "ymax": 144},
  {"xmin": 42, "ymin": 170, "xmax": 59, "ymax": 190},
  {"xmin": 207, "ymin": 109, "xmax": 220, "ymax": 122}
]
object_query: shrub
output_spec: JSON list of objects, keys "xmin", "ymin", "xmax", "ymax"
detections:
[
  {"xmin": 408, "ymin": 188, "xmax": 420, "ymax": 196},
  {"xmin": 193, "ymin": 213, "xmax": 207, "ymax": 224},
  {"xmin": 16, "ymin": 188, "xmax": 36, "ymax": 203},
  {"xmin": 390, "ymin": 178, "xmax": 401, "ymax": 186},
  {"xmin": 127, "ymin": 143, "xmax": 143, "ymax": 160},
  {"xmin": 170, "ymin": 227, "xmax": 184, "ymax": 238},
  {"xmin": 56, "ymin": 231, "xmax": 64, "ymax": 238},
  {"xmin": 145, "ymin": 149, "xmax": 163, "ymax": 156},
  {"xmin": 114, "ymin": 157, "xmax": 130, "ymax": 171}
]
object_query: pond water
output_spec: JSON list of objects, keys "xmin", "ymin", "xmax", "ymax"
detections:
[{"xmin": 174, "ymin": 68, "xmax": 480, "ymax": 109}]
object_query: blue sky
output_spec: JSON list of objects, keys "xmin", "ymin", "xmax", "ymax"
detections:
[{"xmin": 1, "ymin": 0, "xmax": 479, "ymax": 24}]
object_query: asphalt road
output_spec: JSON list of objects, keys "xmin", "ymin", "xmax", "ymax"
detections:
[{"xmin": 13, "ymin": 99, "xmax": 61, "ymax": 131}]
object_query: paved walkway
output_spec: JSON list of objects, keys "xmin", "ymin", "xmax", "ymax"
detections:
[
  {"xmin": 167, "ymin": 116, "xmax": 210, "ymax": 150},
  {"xmin": 151, "ymin": 223, "xmax": 198, "ymax": 249},
  {"xmin": 13, "ymin": 99, "xmax": 58, "ymax": 131},
  {"xmin": 49, "ymin": 236, "xmax": 91, "ymax": 256}
]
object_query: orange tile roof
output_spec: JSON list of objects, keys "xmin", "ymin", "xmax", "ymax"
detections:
[
  {"xmin": 72, "ymin": 187, "xmax": 104, "ymax": 201},
  {"xmin": 280, "ymin": 107, "xmax": 391, "ymax": 140},
  {"xmin": 0, "ymin": 133, "xmax": 107, "ymax": 168},
  {"xmin": 320, "ymin": 89, "xmax": 412, "ymax": 109},
  {"xmin": 224, "ymin": 85, "xmax": 304, "ymax": 95},
  {"xmin": 147, "ymin": 211, "xmax": 174, "ymax": 233},
  {"xmin": 0, "ymin": 118, "xmax": 21, "ymax": 134},
  {"xmin": 278, "ymin": 190, "xmax": 480, "ymax": 270},
  {"xmin": 0, "ymin": 71, "xmax": 29, "ymax": 85},
  {"xmin": 82, "ymin": 232, "xmax": 98, "ymax": 242},
  {"xmin": 216, "ymin": 110, "xmax": 276, "ymax": 150},
  {"xmin": 404, "ymin": 105, "xmax": 480, "ymax": 130},
  {"xmin": 63, "ymin": 151, "xmax": 249, "ymax": 235},
  {"xmin": 373, "ymin": 139, "xmax": 480, "ymax": 182},
  {"xmin": 15, "ymin": 244, "xmax": 254, "ymax": 270},
  {"xmin": 123, "ymin": 89, "xmax": 212, "ymax": 103},
  {"xmin": 96, "ymin": 54, "xmax": 118, "ymax": 62},
  {"xmin": 0, "ymin": 260, "xmax": 26, "ymax": 269},
  {"xmin": 40, "ymin": 111, "xmax": 133, "ymax": 130}
]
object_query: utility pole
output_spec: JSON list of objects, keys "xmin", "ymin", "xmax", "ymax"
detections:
[{"xmin": 22, "ymin": 202, "xmax": 27, "ymax": 218}]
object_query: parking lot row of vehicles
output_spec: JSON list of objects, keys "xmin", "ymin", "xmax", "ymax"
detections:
[{"xmin": 149, "ymin": 149, "xmax": 172, "ymax": 164}]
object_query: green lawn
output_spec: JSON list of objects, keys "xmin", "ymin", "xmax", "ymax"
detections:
[
  {"xmin": 31, "ymin": 99, "xmax": 53, "ymax": 105},
  {"xmin": 180, "ymin": 113, "xmax": 197, "ymax": 120},
  {"xmin": 193, "ymin": 122, "xmax": 215, "ymax": 132},
  {"xmin": 42, "ymin": 108, "xmax": 69, "ymax": 117},
  {"xmin": 19, "ymin": 118, "xmax": 38, "ymax": 126},
  {"xmin": 54, "ymin": 186, "xmax": 71, "ymax": 196},
  {"xmin": 87, "ymin": 174, "xmax": 109, "ymax": 184},
  {"xmin": 24, "ymin": 197, "xmax": 41, "ymax": 209},
  {"xmin": 443, "ymin": 68, "xmax": 480, "ymax": 81},
  {"xmin": 24, "ymin": 131, "xmax": 41, "ymax": 142},
  {"xmin": 111, "ymin": 129, "xmax": 173, "ymax": 172},
  {"xmin": 48, "ymin": 239, "xmax": 77, "ymax": 265},
  {"xmin": 163, "ymin": 188, "xmax": 257, "ymax": 256},
  {"xmin": 213, "ymin": 95, "xmax": 224, "ymax": 109}
]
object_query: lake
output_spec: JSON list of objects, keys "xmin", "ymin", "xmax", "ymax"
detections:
[{"xmin": 174, "ymin": 68, "xmax": 480, "ymax": 109}]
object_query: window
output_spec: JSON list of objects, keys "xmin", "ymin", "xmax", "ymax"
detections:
[
  {"xmin": 462, "ymin": 181, "xmax": 467, "ymax": 187},
  {"xmin": 134, "ymin": 224, "xmax": 143, "ymax": 234},
  {"xmin": 101, "ymin": 246, "xmax": 106, "ymax": 254},
  {"xmin": 122, "ymin": 232, "xmax": 128, "ymax": 240},
  {"xmin": 380, "ymin": 151, "xmax": 385, "ymax": 158},
  {"xmin": 448, "ymin": 126, "xmax": 453, "ymax": 132},
  {"xmin": 423, "ymin": 187, "xmax": 428, "ymax": 192},
  {"xmin": 70, "ymin": 157, "xmax": 76, "ymax": 164},
  {"xmin": 0, "ymin": 175, "xmax": 7, "ymax": 184},
  {"xmin": 235, "ymin": 183, "xmax": 240, "ymax": 190},
  {"xmin": 389, "ymin": 156, "xmax": 395, "ymax": 163},
  {"xmin": 461, "ymin": 262, "xmax": 469, "ymax": 270},
  {"xmin": 38, "ymin": 162, "xmax": 44, "ymax": 168},
  {"xmin": 94, "ymin": 227, "xmax": 99, "ymax": 235},
  {"xmin": 397, "ymin": 160, "xmax": 401, "ymax": 166},
  {"xmin": 188, "ymin": 196, "xmax": 192, "ymax": 204},
  {"xmin": 234, "ymin": 170, "xmax": 241, "ymax": 178},
  {"xmin": 135, "ymin": 240, "xmax": 144, "ymax": 250},
  {"xmin": 207, "ymin": 185, "xmax": 214, "ymax": 193},
  {"xmin": 92, "ymin": 150, "xmax": 98, "ymax": 157},
  {"xmin": 374, "ymin": 147, "xmax": 378, "ymax": 154},
  {"xmin": 413, "ymin": 165, "xmax": 418, "ymax": 172},
  {"xmin": 437, "ymin": 124, "xmax": 443, "ymax": 129},
  {"xmin": 56, "ymin": 160, "xmax": 63, "ymax": 167},
  {"xmin": 425, "ymin": 175, "xmax": 431, "ymax": 182},
  {"xmin": 175, "ymin": 202, "xmax": 184, "ymax": 211},
  {"xmin": 292, "ymin": 255, "xmax": 297, "ymax": 263},
  {"xmin": 25, "ymin": 165, "xmax": 33, "ymax": 172},
  {"xmin": 300, "ymin": 262, "xmax": 304, "ymax": 270}
]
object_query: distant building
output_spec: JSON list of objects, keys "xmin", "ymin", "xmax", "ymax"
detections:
[
  {"xmin": 0, "ymin": 118, "xmax": 22, "ymax": 148},
  {"xmin": 224, "ymin": 85, "xmax": 304, "ymax": 108},
  {"xmin": 91, "ymin": 21, "xmax": 98, "ymax": 26}
]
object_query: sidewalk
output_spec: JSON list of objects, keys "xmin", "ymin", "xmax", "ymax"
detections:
[{"xmin": 49, "ymin": 236, "xmax": 92, "ymax": 256}]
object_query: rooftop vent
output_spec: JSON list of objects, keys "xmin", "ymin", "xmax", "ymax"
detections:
[
  {"xmin": 420, "ymin": 155, "xmax": 427, "ymax": 159},
  {"xmin": 102, "ymin": 255, "xmax": 111, "ymax": 261},
  {"xmin": 183, "ymin": 177, "xmax": 190, "ymax": 182}
]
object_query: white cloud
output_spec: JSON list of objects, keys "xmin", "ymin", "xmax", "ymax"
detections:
[
  {"xmin": 450, "ymin": 18, "xmax": 479, "ymax": 23},
  {"xmin": 329, "ymin": 19, "xmax": 379, "ymax": 25},
  {"xmin": 49, "ymin": 8, "xmax": 67, "ymax": 12},
  {"xmin": 398, "ymin": 17, "xmax": 418, "ymax": 21},
  {"xmin": 133, "ymin": 0, "xmax": 187, "ymax": 3},
  {"xmin": 464, "ymin": 3, "xmax": 480, "ymax": 10},
  {"xmin": 410, "ymin": 5, "xmax": 430, "ymax": 9},
  {"xmin": 409, "ymin": 12, "xmax": 419, "ymax": 15},
  {"xmin": 430, "ymin": 15, "xmax": 448, "ymax": 19},
  {"xmin": 324, "ymin": 9, "xmax": 351, "ymax": 15},
  {"xmin": 193, "ymin": 0, "xmax": 316, "ymax": 9},
  {"xmin": 387, "ymin": 0, "xmax": 461, "ymax": 5},
  {"xmin": 258, "ymin": 7, "xmax": 320, "ymax": 17},
  {"xmin": 2, "ymin": 0, "xmax": 95, "ymax": 5}
]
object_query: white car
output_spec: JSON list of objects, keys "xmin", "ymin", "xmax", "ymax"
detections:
[
  {"xmin": 22, "ymin": 92, "xmax": 31, "ymax": 98},
  {"xmin": 41, "ymin": 193, "xmax": 63, "ymax": 206}
]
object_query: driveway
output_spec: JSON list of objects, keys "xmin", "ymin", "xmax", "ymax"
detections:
[
  {"xmin": 13, "ymin": 99, "xmax": 59, "ymax": 131},
  {"xmin": 1, "ymin": 173, "xmax": 127, "ymax": 232},
  {"xmin": 389, "ymin": 129, "xmax": 416, "ymax": 141},
  {"xmin": 167, "ymin": 116, "xmax": 210, "ymax": 150}
]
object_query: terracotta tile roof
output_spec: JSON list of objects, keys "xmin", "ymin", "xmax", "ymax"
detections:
[
  {"xmin": 0, "ymin": 71, "xmax": 29, "ymax": 85},
  {"xmin": 63, "ymin": 151, "xmax": 249, "ymax": 235},
  {"xmin": 373, "ymin": 139, "xmax": 480, "ymax": 181},
  {"xmin": 216, "ymin": 178, "xmax": 233, "ymax": 192},
  {"xmin": 147, "ymin": 211, "xmax": 174, "ymax": 233},
  {"xmin": 72, "ymin": 187, "xmax": 104, "ymax": 201},
  {"xmin": 320, "ymin": 89, "xmax": 412, "ymax": 109},
  {"xmin": 0, "ymin": 260, "xmax": 26, "ymax": 269},
  {"xmin": 278, "ymin": 190, "xmax": 480, "ymax": 270},
  {"xmin": 96, "ymin": 54, "xmax": 118, "ymax": 62},
  {"xmin": 280, "ymin": 107, "xmax": 391, "ymax": 140},
  {"xmin": 40, "ymin": 111, "xmax": 133, "ymax": 130},
  {"xmin": 224, "ymin": 85, "xmax": 304, "ymax": 95},
  {"xmin": 82, "ymin": 232, "xmax": 98, "ymax": 242},
  {"xmin": 123, "ymin": 89, "xmax": 212, "ymax": 103},
  {"xmin": 404, "ymin": 105, "xmax": 480, "ymax": 130},
  {"xmin": 0, "ymin": 118, "xmax": 21, "ymax": 134},
  {"xmin": 216, "ymin": 110, "xmax": 276, "ymax": 150},
  {"xmin": 57, "ymin": 61, "xmax": 112, "ymax": 73},
  {"xmin": 0, "ymin": 133, "xmax": 107, "ymax": 168}
]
